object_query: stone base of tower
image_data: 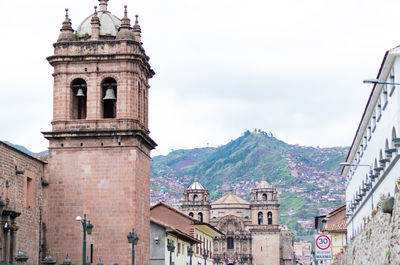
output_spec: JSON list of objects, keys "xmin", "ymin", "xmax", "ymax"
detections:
[
  {"xmin": 251, "ymin": 231, "xmax": 281, "ymax": 265},
  {"xmin": 44, "ymin": 138, "xmax": 151, "ymax": 265}
]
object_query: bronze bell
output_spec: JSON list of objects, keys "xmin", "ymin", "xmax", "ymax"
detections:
[
  {"xmin": 76, "ymin": 88, "xmax": 85, "ymax": 97},
  {"xmin": 103, "ymin": 87, "xmax": 116, "ymax": 101}
]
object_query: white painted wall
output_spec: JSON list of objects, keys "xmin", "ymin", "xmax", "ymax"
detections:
[{"xmin": 344, "ymin": 47, "xmax": 400, "ymax": 241}]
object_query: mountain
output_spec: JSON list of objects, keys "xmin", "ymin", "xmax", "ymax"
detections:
[
  {"xmin": 4, "ymin": 132, "xmax": 348, "ymax": 235},
  {"xmin": 150, "ymin": 129, "xmax": 348, "ymax": 235},
  {"xmin": 2, "ymin": 141, "xmax": 48, "ymax": 159},
  {"xmin": 3, "ymin": 141, "xmax": 37, "ymax": 155}
]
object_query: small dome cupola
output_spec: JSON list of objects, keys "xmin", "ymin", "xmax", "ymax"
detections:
[
  {"xmin": 251, "ymin": 174, "xmax": 278, "ymax": 202},
  {"xmin": 187, "ymin": 176, "xmax": 206, "ymax": 190},
  {"xmin": 76, "ymin": 0, "xmax": 122, "ymax": 38},
  {"xmin": 257, "ymin": 174, "xmax": 272, "ymax": 189}
]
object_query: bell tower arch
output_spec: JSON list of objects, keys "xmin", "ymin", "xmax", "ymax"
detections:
[
  {"xmin": 181, "ymin": 176, "xmax": 211, "ymax": 222},
  {"xmin": 43, "ymin": 2, "xmax": 156, "ymax": 265}
]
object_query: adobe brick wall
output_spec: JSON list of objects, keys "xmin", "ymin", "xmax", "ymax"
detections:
[
  {"xmin": 45, "ymin": 139, "xmax": 151, "ymax": 265},
  {"xmin": 0, "ymin": 141, "xmax": 46, "ymax": 265}
]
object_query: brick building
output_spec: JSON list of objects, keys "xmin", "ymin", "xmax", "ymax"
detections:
[
  {"xmin": 182, "ymin": 176, "xmax": 295, "ymax": 265},
  {"xmin": 0, "ymin": 141, "xmax": 47, "ymax": 264}
]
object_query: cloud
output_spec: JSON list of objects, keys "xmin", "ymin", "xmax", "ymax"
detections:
[{"xmin": 1, "ymin": 0, "xmax": 398, "ymax": 155}]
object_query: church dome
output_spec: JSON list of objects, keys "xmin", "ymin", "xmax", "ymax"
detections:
[
  {"xmin": 76, "ymin": 0, "xmax": 121, "ymax": 37},
  {"xmin": 255, "ymin": 174, "xmax": 272, "ymax": 189},
  {"xmin": 187, "ymin": 176, "xmax": 206, "ymax": 190}
]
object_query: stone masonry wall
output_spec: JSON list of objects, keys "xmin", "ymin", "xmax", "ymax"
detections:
[
  {"xmin": 46, "ymin": 143, "xmax": 151, "ymax": 265},
  {"xmin": 335, "ymin": 191, "xmax": 400, "ymax": 265},
  {"xmin": 0, "ymin": 142, "xmax": 46, "ymax": 265}
]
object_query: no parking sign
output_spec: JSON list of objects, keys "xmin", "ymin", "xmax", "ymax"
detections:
[{"xmin": 314, "ymin": 234, "xmax": 332, "ymax": 260}]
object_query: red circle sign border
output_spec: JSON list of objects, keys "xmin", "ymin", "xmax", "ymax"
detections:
[{"xmin": 316, "ymin": 235, "xmax": 331, "ymax": 250}]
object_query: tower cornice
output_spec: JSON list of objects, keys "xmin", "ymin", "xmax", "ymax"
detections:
[
  {"xmin": 48, "ymin": 39, "xmax": 154, "ymax": 74},
  {"xmin": 42, "ymin": 128, "xmax": 157, "ymax": 151}
]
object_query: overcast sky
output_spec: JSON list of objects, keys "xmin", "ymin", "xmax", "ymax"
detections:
[{"xmin": 1, "ymin": 0, "xmax": 399, "ymax": 156}]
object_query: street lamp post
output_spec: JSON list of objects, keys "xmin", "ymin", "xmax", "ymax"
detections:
[
  {"xmin": 167, "ymin": 242, "xmax": 175, "ymax": 265},
  {"xmin": 187, "ymin": 247, "xmax": 194, "ymax": 265},
  {"xmin": 214, "ymin": 255, "xmax": 221, "ymax": 265},
  {"xmin": 202, "ymin": 251, "xmax": 208, "ymax": 265},
  {"xmin": 75, "ymin": 214, "xmax": 94, "ymax": 265},
  {"xmin": 127, "ymin": 229, "xmax": 139, "ymax": 265}
]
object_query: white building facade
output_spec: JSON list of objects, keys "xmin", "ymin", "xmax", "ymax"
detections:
[{"xmin": 343, "ymin": 46, "xmax": 400, "ymax": 241}]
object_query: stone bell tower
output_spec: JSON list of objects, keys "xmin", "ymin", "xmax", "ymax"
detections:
[
  {"xmin": 181, "ymin": 176, "xmax": 211, "ymax": 222},
  {"xmin": 43, "ymin": 1, "xmax": 156, "ymax": 265},
  {"xmin": 250, "ymin": 174, "xmax": 279, "ymax": 226},
  {"xmin": 250, "ymin": 175, "xmax": 281, "ymax": 264}
]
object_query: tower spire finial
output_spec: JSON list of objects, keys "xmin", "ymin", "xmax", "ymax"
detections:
[
  {"xmin": 262, "ymin": 174, "xmax": 266, "ymax": 182},
  {"xmin": 116, "ymin": 5, "xmax": 134, "ymax": 40},
  {"xmin": 194, "ymin": 176, "xmax": 198, "ymax": 182},
  {"xmin": 133, "ymin": 14, "xmax": 142, "ymax": 43},
  {"xmin": 90, "ymin": 5, "xmax": 100, "ymax": 40},
  {"xmin": 99, "ymin": 0, "xmax": 108, "ymax": 12},
  {"xmin": 58, "ymin": 7, "xmax": 75, "ymax": 42}
]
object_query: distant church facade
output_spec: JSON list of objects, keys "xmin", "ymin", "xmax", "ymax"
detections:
[{"xmin": 182, "ymin": 176, "xmax": 295, "ymax": 265}]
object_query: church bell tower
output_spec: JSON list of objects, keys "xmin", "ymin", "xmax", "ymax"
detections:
[
  {"xmin": 43, "ymin": 1, "xmax": 156, "ymax": 264},
  {"xmin": 250, "ymin": 174, "xmax": 279, "ymax": 226},
  {"xmin": 181, "ymin": 176, "xmax": 211, "ymax": 222}
]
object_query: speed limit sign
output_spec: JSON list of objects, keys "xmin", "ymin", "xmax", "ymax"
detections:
[{"xmin": 314, "ymin": 234, "xmax": 332, "ymax": 260}]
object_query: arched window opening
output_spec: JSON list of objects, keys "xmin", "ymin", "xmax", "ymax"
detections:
[
  {"xmin": 390, "ymin": 71, "xmax": 396, "ymax": 95},
  {"xmin": 189, "ymin": 212, "xmax": 194, "ymax": 218},
  {"xmin": 377, "ymin": 99, "xmax": 382, "ymax": 118},
  {"xmin": 267, "ymin": 212, "xmax": 272, "ymax": 225},
  {"xmin": 198, "ymin": 212, "xmax": 203, "ymax": 222},
  {"xmin": 227, "ymin": 237, "xmax": 234, "ymax": 249},
  {"xmin": 102, "ymin": 77, "xmax": 117, "ymax": 118},
  {"xmin": 258, "ymin": 212, "xmax": 263, "ymax": 225},
  {"xmin": 262, "ymin": 193, "xmax": 267, "ymax": 201},
  {"xmin": 138, "ymin": 82, "xmax": 142, "ymax": 122},
  {"xmin": 71, "ymin": 78, "xmax": 87, "ymax": 119},
  {"xmin": 392, "ymin": 127, "xmax": 398, "ymax": 147},
  {"xmin": 193, "ymin": 195, "xmax": 198, "ymax": 201}
]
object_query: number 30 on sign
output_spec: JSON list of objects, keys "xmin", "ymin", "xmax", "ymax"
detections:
[{"xmin": 314, "ymin": 234, "xmax": 332, "ymax": 260}]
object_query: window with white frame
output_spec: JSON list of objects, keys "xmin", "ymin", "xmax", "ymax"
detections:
[
  {"xmin": 377, "ymin": 100, "xmax": 382, "ymax": 121},
  {"xmin": 389, "ymin": 71, "xmax": 395, "ymax": 96},
  {"xmin": 368, "ymin": 126, "xmax": 372, "ymax": 140},
  {"xmin": 383, "ymin": 85, "xmax": 388, "ymax": 109},
  {"xmin": 372, "ymin": 115, "xmax": 377, "ymax": 131}
]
